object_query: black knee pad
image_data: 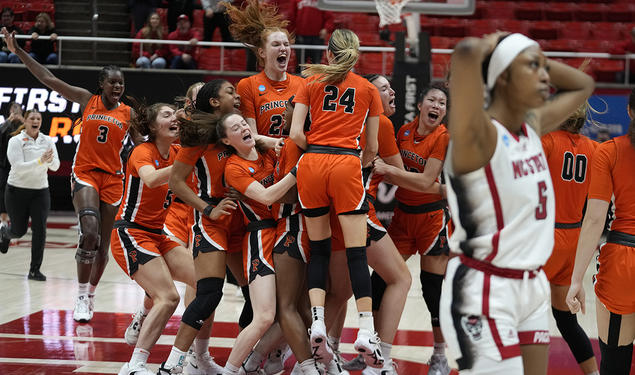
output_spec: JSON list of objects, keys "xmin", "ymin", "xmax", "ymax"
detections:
[
  {"xmin": 599, "ymin": 339, "xmax": 633, "ymax": 375},
  {"xmin": 307, "ymin": 238, "xmax": 331, "ymax": 291},
  {"xmin": 551, "ymin": 307, "xmax": 594, "ymax": 363},
  {"xmin": 181, "ymin": 277, "xmax": 224, "ymax": 330},
  {"xmin": 346, "ymin": 246, "xmax": 372, "ymax": 300},
  {"xmin": 239, "ymin": 285, "xmax": 253, "ymax": 329},
  {"xmin": 420, "ymin": 270, "xmax": 443, "ymax": 327},
  {"xmin": 76, "ymin": 208, "xmax": 101, "ymax": 264},
  {"xmin": 370, "ymin": 271, "xmax": 387, "ymax": 311}
]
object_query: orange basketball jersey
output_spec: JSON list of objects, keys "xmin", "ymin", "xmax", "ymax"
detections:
[
  {"xmin": 294, "ymin": 71, "xmax": 383, "ymax": 149},
  {"xmin": 225, "ymin": 150, "xmax": 277, "ymax": 223},
  {"xmin": 394, "ymin": 119, "xmax": 448, "ymax": 205},
  {"xmin": 589, "ymin": 135, "xmax": 635, "ymax": 235},
  {"xmin": 117, "ymin": 143, "xmax": 179, "ymax": 229},
  {"xmin": 541, "ymin": 130, "xmax": 597, "ymax": 224},
  {"xmin": 176, "ymin": 144, "xmax": 233, "ymax": 200},
  {"xmin": 237, "ymin": 72, "xmax": 305, "ymax": 137},
  {"xmin": 360, "ymin": 114, "xmax": 399, "ymax": 198},
  {"xmin": 73, "ymin": 95, "xmax": 131, "ymax": 175}
]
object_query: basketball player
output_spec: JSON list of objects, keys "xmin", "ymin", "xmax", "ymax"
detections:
[
  {"xmin": 541, "ymin": 104, "xmax": 599, "ymax": 375},
  {"xmin": 220, "ymin": 112, "xmax": 315, "ymax": 375},
  {"xmin": 371, "ymin": 83, "xmax": 451, "ymax": 375},
  {"xmin": 440, "ymin": 31, "xmax": 594, "ymax": 375},
  {"xmin": 327, "ymin": 74, "xmax": 411, "ymax": 375},
  {"xmin": 157, "ymin": 80, "xmax": 244, "ymax": 374},
  {"xmin": 1, "ymin": 27, "xmax": 139, "ymax": 323},
  {"xmin": 289, "ymin": 28, "xmax": 384, "ymax": 369},
  {"xmin": 111, "ymin": 103, "xmax": 195, "ymax": 375},
  {"xmin": 567, "ymin": 89, "xmax": 635, "ymax": 375},
  {"xmin": 227, "ymin": 0, "xmax": 304, "ymax": 141}
]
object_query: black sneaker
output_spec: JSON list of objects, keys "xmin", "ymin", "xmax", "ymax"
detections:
[
  {"xmin": 0, "ymin": 223, "xmax": 9, "ymax": 254},
  {"xmin": 28, "ymin": 270, "xmax": 46, "ymax": 281}
]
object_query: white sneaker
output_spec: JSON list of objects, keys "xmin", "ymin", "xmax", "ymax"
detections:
[
  {"xmin": 238, "ymin": 366, "xmax": 265, "ymax": 375},
  {"xmin": 290, "ymin": 362, "xmax": 303, "ymax": 375},
  {"xmin": 263, "ymin": 344, "xmax": 287, "ymax": 374},
  {"xmin": 124, "ymin": 310, "xmax": 146, "ymax": 346},
  {"xmin": 353, "ymin": 330, "xmax": 384, "ymax": 369},
  {"xmin": 427, "ymin": 354, "xmax": 450, "ymax": 375},
  {"xmin": 361, "ymin": 359, "xmax": 397, "ymax": 375},
  {"xmin": 341, "ymin": 354, "xmax": 366, "ymax": 371},
  {"xmin": 118, "ymin": 362, "xmax": 155, "ymax": 375},
  {"xmin": 158, "ymin": 361, "xmax": 184, "ymax": 374},
  {"xmin": 310, "ymin": 321, "xmax": 333, "ymax": 364},
  {"xmin": 325, "ymin": 357, "xmax": 349, "ymax": 375},
  {"xmin": 88, "ymin": 294, "xmax": 95, "ymax": 319},
  {"xmin": 73, "ymin": 295, "xmax": 91, "ymax": 323},
  {"xmin": 186, "ymin": 351, "xmax": 225, "ymax": 375}
]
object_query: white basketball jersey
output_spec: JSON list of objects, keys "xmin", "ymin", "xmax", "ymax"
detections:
[{"xmin": 445, "ymin": 120, "xmax": 555, "ymax": 270}]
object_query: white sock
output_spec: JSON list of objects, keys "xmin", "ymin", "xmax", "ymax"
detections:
[
  {"xmin": 328, "ymin": 335, "xmax": 340, "ymax": 351},
  {"xmin": 358, "ymin": 311, "xmax": 374, "ymax": 333},
  {"xmin": 194, "ymin": 338, "xmax": 209, "ymax": 356},
  {"xmin": 588, "ymin": 372, "xmax": 600, "ymax": 375},
  {"xmin": 88, "ymin": 283, "xmax": 97, "ymax": 296},
  {"xmin": 165, "ymin": 346, "xmax": 187, "ymax": 369},
  {"xmin": 380, "ymin": 341, "xmax": 392, "ymax": 360},
  {"xmin": 224, "ymin": 362, "xmax": 240, "ymax": 374},
  {"xmin": 78, "ymin": 282, "xmax": 89, "ymax": 296},
  {"xmin": 243, "ymin": 350, "xmax": 264, "ymax": 371},
  {"xmin": 300, "ymin": 358, "xmax": 318, "ymax": 374},
  {"xmin": 130, "ymin": 347, "xmax": 150, "ymax": 366},
  {"xmin": 311, "ymin": 306, "xmax": 325, "ymax": 323},
  {"xmin": 433, "ymin": 342, "xmax": 445, "ymax": 356}
]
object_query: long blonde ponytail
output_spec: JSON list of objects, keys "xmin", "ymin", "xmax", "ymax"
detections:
[{"xmin": 301, "ymin": 29, "xmax": 360, "ymax": 84}]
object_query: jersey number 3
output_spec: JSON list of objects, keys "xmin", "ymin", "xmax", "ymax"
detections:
[
  {"xmin": 97, "ymin": 125, "xmax": 109, "ymax": 143},
  {"xmin": 322, "ymin": 86, "xmax": 356, "ymax": 114}
]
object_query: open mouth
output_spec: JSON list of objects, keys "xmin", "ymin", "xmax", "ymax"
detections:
[
  {"xmin": 428, "ymin": 112, "xmax": 439, "ymax": 122},
  {"xmin": 389, "ymin": 98, "xmax": 395, "ymax": 108},
  {"xmin": 277, "ymin": 54, "xmax": 287, "ymax": 65},
  {"xmin": 234, "ymin": 99, "xmax": 241, "ymax": 108},
  {"xmin": 242, "ymin": 133, "xmax": 252, "ymax": 141}
]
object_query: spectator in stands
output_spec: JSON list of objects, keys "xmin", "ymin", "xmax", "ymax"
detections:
[
  {"xmin": 168, "ymin": 14, "xmax": 200, "ymax": 70},
  {"xmin": 290, "ymin": 0, "xmax": 333, "ymax": 73},
  {"xmin": 129, "ymin": 0, "xmax": 160, "ymax": 34},
  {"xmin": 28, "ymin": 13, "xmax": 58, "ymax": 65},
  {"xmin": 0, "ymin": 102, "xmax": 23, "ymax": 226},
  {"xmin": 167, "ymin": 0, "xmax": 195, "ymax": 33},
  {"xmin": 201, "ymin": 0, "xmax": 233, "ymax": 43},
  {"xmin": 0, "ymin": 8, "xmax": 24, "ymax": 64},
  {"xmin": 133, "ymin": 12, "xmax": 168, "ymax": 69}
]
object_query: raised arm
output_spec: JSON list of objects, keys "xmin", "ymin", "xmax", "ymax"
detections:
[
  {"xmin": 533, "ymin": 59, "xmax": 595, "ymax": 135},
  {"xmin": 448, "ymin": 36, "xmax": 499, "ymax": 175},
  {"xmin": 1, "ymin": 28, "xmax": 92, "ymax": 107}
]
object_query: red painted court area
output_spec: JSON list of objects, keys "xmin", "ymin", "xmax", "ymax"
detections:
[{"xmin": 1, "ymin": 310, "xmax": 631, "ymax": 374}]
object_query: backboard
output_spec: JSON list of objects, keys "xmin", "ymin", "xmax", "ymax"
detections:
[{"xmin": 316, "ymin": 0, "xmax": 475, "ymax": 16}]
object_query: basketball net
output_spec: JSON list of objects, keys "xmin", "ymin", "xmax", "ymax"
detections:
[{"xmin": 375, "ymin": 0, "xmax": 413, "ymax": 27}]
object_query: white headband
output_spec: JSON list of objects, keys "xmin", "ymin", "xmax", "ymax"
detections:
[{"xmin": 486, "ymin": 33, "xmax": 539, "ymax": 90}]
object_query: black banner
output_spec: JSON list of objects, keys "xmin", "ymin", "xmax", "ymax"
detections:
[{"xmin": 0, "ymin": 66, "xmax": 233, "ymax": 210}]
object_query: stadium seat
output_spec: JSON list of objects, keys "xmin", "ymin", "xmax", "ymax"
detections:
[
  {"xmin": 529, "ymin": 21, "xmax": 560, "ymax": 40},
  {"xmin": 467, "ymin": 19, "xmax": 500, "ymax": 37},
  {"xmin": 544, "ymin": 3, "xmax": 575, "ymax": 21},
  {"xmin": 605, "ymin": 3, "xmax": 634, "ymax": 23},
  {"xmin": 591, "ymin": 22, "xmax": 629, "ymax": 41},
  {"xmin": 576, "ymin": 39, "xmax": 612, "ymax": 53},
  {"xmin": 559, "ymin": 22, "xmax": 592, "ymax": 40},
  {"xmin": 192, "ymin": 9, "xmax": 204, "ymax": 29},
  {"xmin": 481, "ymin": 2, "xmax": 516, "ymax": 20},
  {"xmin": 593, "ymin": 60, "xmax": 626, "ymax": 83},
  {"xmin": 514, "ymin": 2, "xmax": 543, "ymax": 21},
  {"xmin": 574, "ymin": 3, "xmax": 607, "ymax": 22},
  {"xmin": 497, "ymin": 19, "xmax": 530, "ymax": 34},
  {"xmin": 542, "ymin": 39, "xmax": 582, "ymax": 52},
  {"xmin": 436, "ymin": 18, "xmax": 467, "ymax": 38}
]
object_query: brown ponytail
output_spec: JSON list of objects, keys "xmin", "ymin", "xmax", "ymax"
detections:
[{"xmin": 301, "ymin": 29, "xmax": 359, "ymax": 84}]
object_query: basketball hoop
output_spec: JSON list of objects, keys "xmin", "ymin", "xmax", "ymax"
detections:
[{"xmin": 375, "ymin": 0, "xmax": 413, "ymax": 27}]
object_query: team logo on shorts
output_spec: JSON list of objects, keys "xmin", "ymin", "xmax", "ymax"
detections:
[
  {"xmin": 129, "ymin": 249, "xmax": 138, "ymax": 263},
  {"xmin": 284, "ymin": 234, "xmax": 296, "ymax": 247},
  {"xmin": 252, "ymin": 259, "xmax": 260, "ymax": 272},
  {"xmin": 194, "ymin": 234, "xmax": 202, "ymax": 248},
  {"xmin": 461, "ymin": 315, "xmax": 483, "ymax": 341}
]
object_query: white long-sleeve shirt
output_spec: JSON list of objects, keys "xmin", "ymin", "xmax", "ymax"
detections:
[{"xmin": 7, "ymin": 130, "xmax": 60, "ymax": 189}]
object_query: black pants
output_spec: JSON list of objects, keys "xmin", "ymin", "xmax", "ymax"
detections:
[
  {"xmin": 5, "ymin": 185, "xmax": 50, "ymax": 272},
  {"xmin": 0, "ymin": 166, "xmax": 9, "ymax": 214},
  {"xmin": 203, "ymin": 12, "xmax": 233, "ymax": 43},
  {"xmin": 295, "ymin": 35, "xmax": 324, "ymax": 73}
]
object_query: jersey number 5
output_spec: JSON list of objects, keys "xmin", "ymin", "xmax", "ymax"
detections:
[
  {"xmin": 322, "ymin": 86, "xmax": 356, "ymax": 114},
  {"xmin": 561, "ymin": 152, "xmax": 587, "ymax": 183},
  {"xmin": 535, "ymin": 180, "xmax": 548, "ymax": 220},
  {"xmin": 97, "ymin": 125, "xmax": 109, "ymax": 143}
]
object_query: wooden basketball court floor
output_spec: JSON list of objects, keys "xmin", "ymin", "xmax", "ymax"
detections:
[{"xmin": 0, "ymin": 212, "xmax": 630, "ymax": 374}]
